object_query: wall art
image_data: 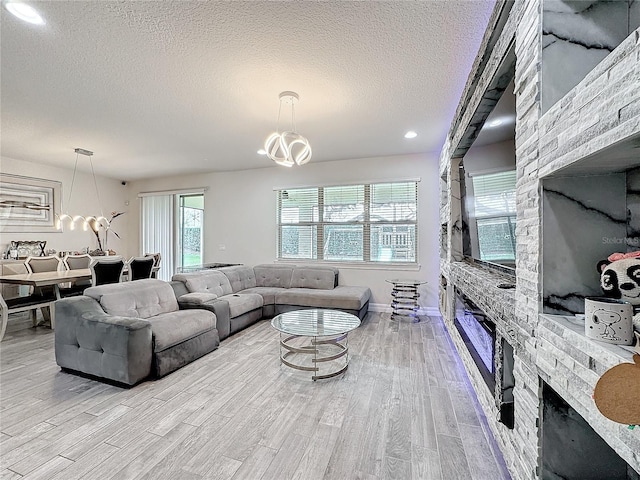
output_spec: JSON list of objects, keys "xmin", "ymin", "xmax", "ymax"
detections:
[{"xmin": 0, "ymin": 173, "xmax": 61, "ymax": 233}]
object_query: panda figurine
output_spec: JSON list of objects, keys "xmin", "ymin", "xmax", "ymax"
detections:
[{"xmin": 597, "ymin": 252, "xmax": 640, "ymax": 333}]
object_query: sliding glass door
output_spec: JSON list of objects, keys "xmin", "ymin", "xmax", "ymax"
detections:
[
  {"xmin": 140, "ymin": 191, "xmax": 204, "ymax": 280},
  {"xmin": 177, "ymin": 194, "xmax": 204, "ymax": 269}
]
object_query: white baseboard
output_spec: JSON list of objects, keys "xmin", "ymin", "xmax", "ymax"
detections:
[{"xmin": 369, "ymin": 303, "xmax": 440, "ymax": 317}]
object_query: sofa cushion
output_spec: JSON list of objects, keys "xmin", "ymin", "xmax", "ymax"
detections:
[
  {"xmin": 240, "ymin": 286, "xmax": 287, "ymax": 306},
  {"xmin": 84, "ymin": 279, "xmax": 178, "ymax": 319},
  {"xmin": 275, "ymin": 286, "xmax": 371, "ymax": 311},
  {"xmin": 178, "ymin": 292, "xmax": 218, "ymax": 305},
  {"xmin": 173, "ymin": 271, "xmax": 232, "ymax": 296},
  {"xmin": 218, "ymin": 293, "xmax": 263, "ymax": 318},
  {"xmin": 147, "ymin": 309, "xmax": 217, "ymax": 352},
  {"xmin": 290, "ymin": 266, "xmax": 338, "ymax": 289},
  {"xmin": 220, "ymin": 266, "xmax": 257, "ymax": 293},
  {"xmin": 253, "ymin": 265, "xmax": 294, "ymax": 288}
]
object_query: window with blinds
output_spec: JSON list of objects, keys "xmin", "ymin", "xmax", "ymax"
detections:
[
  {"xmin": 276, "ymin": 181, "xmax": 417, "ymax": 263},
  {"xmin": 471, "ymin": 170, "xmax": 516, "ymax": 262}
]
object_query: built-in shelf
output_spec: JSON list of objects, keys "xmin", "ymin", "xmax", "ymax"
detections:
[{"xmin": 539, "ymin": 314, "xmax": 635, "ymax": 370}]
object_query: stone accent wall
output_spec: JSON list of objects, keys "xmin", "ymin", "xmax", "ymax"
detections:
[
  {"xmin": 439, "ymin": 0, "xmax": 640, "ymax": 479},
  {"xmin": 537, "ymin": 29, "xmax": 640, "ymax": 178},
  {"xmin": 536, "ymin": 315, "xmax": 640, "ymax": 470}
]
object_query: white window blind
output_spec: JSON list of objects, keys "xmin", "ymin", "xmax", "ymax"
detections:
[
  {"xmin": 472, "ymin": 170, "xmax": 516, "ymax": 218},
  {"xmin": 141, "ymin": 195, "xmax": 174, "ymax": 281},
  {"xmin": 276, "ymin": 181, "xmax": 417, "ymax": 263},
  {"xmin": 471, "ymin": 170, "xmax": 516, "ymax": 262}
]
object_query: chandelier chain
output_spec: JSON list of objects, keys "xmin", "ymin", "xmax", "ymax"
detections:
[
  {"xmin": 276, "ymin": 98, "xmax": 283, "ymax": 134},
  {"xmin": 89, "ymin": 156, "xmax": 105, "ymax": 219},
  {"xmin": 67, "ymin": 151, "xmax": 80, "ymax": 211},
  {"xmin": 291, "ymin": 102, "xmax": 296, "ymax": 132}
]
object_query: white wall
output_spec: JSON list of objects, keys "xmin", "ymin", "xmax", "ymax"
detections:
[
  {"xmin": 128, "ymin": 153, "xmax": 441, "ymax": 310},
  {"xmin": 0, "ymin": 156, "xmax": 131, "ymax": 258}
]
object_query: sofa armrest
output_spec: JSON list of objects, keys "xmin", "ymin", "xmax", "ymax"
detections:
[
  {"xmin": 55, "ymin": 296, "xmax": 153, "ymax": 386},
  {"xmin": 169, "ymin": 280, "xmax": 189, "ymax": 299},
  {"xmin": 177, "ymin": 292, "xmax": 219, "ymax": 305},
  {"xmin": 178, "ymin": 298, "xmax": 231, "ymax": 341}
]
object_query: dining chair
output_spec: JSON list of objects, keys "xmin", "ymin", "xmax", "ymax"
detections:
[
  {"xmin": 0, "ymin": 291, "xmax": 56, "ymax": 340},
  {"xmin": 24, "ymin": 255, "xmax": 62, "ymax": 274},
  {"xmin": 89, "ymin": 256, "xmax": 125, "ymax": 286},
  {"xmin": 0, "ymin": 294, "xmax": 7, "ymax": 341},
  {"xmin": 63, "ymin": 253, "xmax": 92, "ymax": 271},
  {"xmin": 23, "ymin": 256, "xmax": 61, "ymax": 326},
  {"xmin": 60, "ymin": 254, "xmax": 92, "ymax": 297},
  {"xmin": 145, "ymin": 252, "xmax": 162, "ymax": 278},
  {"xmin": 127, "ymin": 256, "xmax": 155, "ymax": 281}
]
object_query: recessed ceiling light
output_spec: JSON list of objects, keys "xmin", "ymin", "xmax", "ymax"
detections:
[
  {"xmin": 487, "ymin": 119, "xmax": 503, "ymax": 128},
  {"xmin": 404, "ymin": 131, "xmax": 418, "ymax": 139},
  {"xmin": 5, "ymin": 2, "xmax": 45, "ymax": 25},
  {"xmin": 257, "ymin": 149, "xmax": 267, "ymax": 155}
]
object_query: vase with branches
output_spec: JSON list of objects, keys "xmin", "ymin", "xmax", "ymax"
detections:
[{"xmin": 89, "ymin": 211, "xmax": 125, "ymax": 255}]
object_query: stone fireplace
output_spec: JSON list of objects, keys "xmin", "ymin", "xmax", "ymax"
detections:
[
  {"xmin": 454, "ymin": 287, "xmax": 515, "ymax": 429},
  {"xmin": 439, "ymin": 1, "xmax": 640, "ymax": 479}
]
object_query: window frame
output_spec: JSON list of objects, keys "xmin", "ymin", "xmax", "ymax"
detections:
[
  {"xmin": 276, "ymin": 180, "xmax": 418, "ymax": 265},
  {"xmin": 469, "ymin": 170, "xmax": 516, "ymax": 263}
]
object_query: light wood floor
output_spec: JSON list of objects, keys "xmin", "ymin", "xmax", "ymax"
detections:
[{"xmin": 0, "ymin": 312, "xmax": 511, "ymax": 480}]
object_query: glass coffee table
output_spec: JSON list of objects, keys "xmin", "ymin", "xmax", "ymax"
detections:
[{"xmin": 271, "ymin": 309, "xmax": 361, "ymax": 381}]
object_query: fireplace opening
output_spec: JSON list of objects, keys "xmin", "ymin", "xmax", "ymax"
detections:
[
  {"xmin": 454, "ymin": 288, "xmax": 515, "ymax": 429},
  {"xmin": 541, "ymin": 382, "xmax": 640, "ymax": 480},
  {"xmin": 454, "ymin": 289, "xmax": 496, "ymax": 391}
]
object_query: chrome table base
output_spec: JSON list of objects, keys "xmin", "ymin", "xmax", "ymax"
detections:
[
  {"xmin": 278, "ymin": 333, "xmax": 349, "ymax": 381},
  {"xmin": 388, "ymin": 280, "xmax": 423, "ymax": 322}
]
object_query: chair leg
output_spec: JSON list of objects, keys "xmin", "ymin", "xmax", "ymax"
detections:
[
  {"xmin": 31, "ymin": 309, "xmax": 38, "ymax": 328},
  {"xmin": 49, "ymin": 304, "xmax": 55, "ymax": 330},
  {"xmin": 41, "ymin": 306, "xmax": 51, "ymax": 325},
  {"xmin": 0, "ymin": 310, "xmax": 7, "ymax": 341}
]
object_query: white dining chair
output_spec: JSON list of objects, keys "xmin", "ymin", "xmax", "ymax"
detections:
[
  {"xmin": 145, "ymin": 252, "xmax": 162, "ymax": 278},
  {"xmin": 63, "ymin": 253, "xmax": 92, "ymax": 271},
  {"xmin": 89, "ymin": 256, "xmax": 125, "ymax": 286},
  {"xmin": 0, "ymin": 291, "xmax": 56, "ymax": 340},
  {"xmin": 24, "ymin": 255, "xmax": 62, "ymax": 274},
  {"xmin": 24, "ymin": 255, "xmax": 62, "ymax": 326},
  {"xmin": 60, "ymin": 254, "xmax": 93, "ymax": 297},
  {"xmin": 126, "ymin": 256, "xmax": 155, "ymax": 281}
]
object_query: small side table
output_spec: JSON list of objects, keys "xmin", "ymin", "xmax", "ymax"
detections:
[{"xmin": 386, "ymin": 279, "xmax": 426, "ymax": 322}]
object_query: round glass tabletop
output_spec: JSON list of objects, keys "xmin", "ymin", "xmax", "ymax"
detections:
[
  {"xmin": 385, "ymin": 279, "xmax": 427, "ymax": 286},
  {"xmin": 271, "ymin": 309, "xmax": 361, "ymax": 337}
]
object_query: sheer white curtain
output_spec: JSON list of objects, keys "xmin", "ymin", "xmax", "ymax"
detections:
[{"xmin": 141, "ymin": 195, "xmax": 174, "ymax": 281}]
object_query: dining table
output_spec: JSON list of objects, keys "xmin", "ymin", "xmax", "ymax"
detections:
[
  {"xmin": 0, "ymin": 268, "xmax": 92, "ymax": 300},
  {"xmin": 0, "ymin": 269, "xmax": 93, "ymax": 338}
]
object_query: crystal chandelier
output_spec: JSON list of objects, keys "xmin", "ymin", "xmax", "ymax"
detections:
[
  {"xmin": 56, "ymin": 148, "xmax": 110, "ymax": 231},
  {"xmin": 264, "ymin": 91, "xmax": 312, "ymax": 167}
]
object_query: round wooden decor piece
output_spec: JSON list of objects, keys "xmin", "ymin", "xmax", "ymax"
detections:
[{"xmin": 593, "ymin": 354, "xmax": 640, "ymax": 425}]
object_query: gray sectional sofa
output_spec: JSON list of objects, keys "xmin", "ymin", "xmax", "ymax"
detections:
[
  {"xmin": 54, "ymin": 264, "xmax": 371, "ymax": 386},
  {"xmin": 171, "ymin": 264, "xmax": 371, "ymax": 340},
  {"xmin": 55, "ymin": 279, "xmax": 219, "ymax": 386}
]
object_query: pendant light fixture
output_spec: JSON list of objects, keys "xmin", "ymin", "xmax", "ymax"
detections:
[
  {"xmin": 56, "ymin": 148, "xmax": 110, "ymax": 231},
  {"xmin": 264, "ymin": 91, "xmax": 312, "ymax": 167}
]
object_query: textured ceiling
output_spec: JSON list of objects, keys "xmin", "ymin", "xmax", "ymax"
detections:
[{"xmin": 1, "ymin": 1, "xmax": 495, "ymax": 180}]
